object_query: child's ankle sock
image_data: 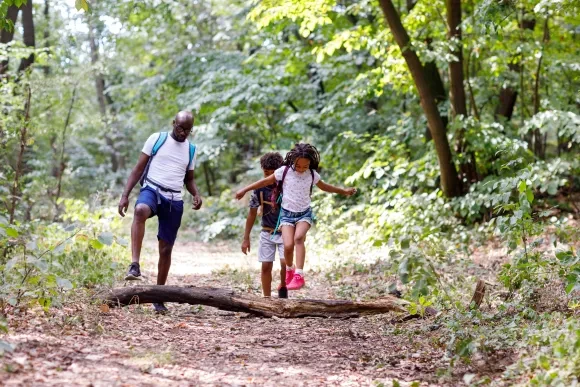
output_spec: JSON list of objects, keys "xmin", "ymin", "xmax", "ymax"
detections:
[
  {"xmin": 295, "ymin": 269, "xmax": 304, "ymax": 276},
  {"xmin": 262, "ymin": 295, "xmax": 271, "ymax": 298},
  {"xmin": 286, "ymin": 265, "xmax": 294, "ymax": 271}
]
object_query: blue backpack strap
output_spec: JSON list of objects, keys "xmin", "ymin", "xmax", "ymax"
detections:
[
  {"xmin": 151, "ymin": 132, "xmax": 168, "ymax": 156},
  {"xmin": 188, "ymin": 143, "xmax": 196, "ymax": 170},
  {"xmin": 140, "ymin": 132, "xmax": 168, "ymax": 187}
]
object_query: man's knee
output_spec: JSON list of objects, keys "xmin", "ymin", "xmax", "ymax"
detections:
[
  {"xmin": 159, "ymin": 242, "xmax": 173, "ymax": 258},
  {"xmin": 134, "ymin": 204, "xmax": 151, "ymax": 221}
]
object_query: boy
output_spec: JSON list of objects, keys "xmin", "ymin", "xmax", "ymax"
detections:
[{"xmin": 241, "ymin": 152, "xmax": 288, "ymax": 298}]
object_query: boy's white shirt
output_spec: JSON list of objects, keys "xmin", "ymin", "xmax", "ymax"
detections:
[
  {"xmin": 274, "ymin": 166, "xmax": 321, "ymax": 212},
  {"xmin": 142, "ymin": 133, "xmax": 197, "ymax": 201}
]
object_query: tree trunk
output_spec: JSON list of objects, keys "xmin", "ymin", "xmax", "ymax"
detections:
[
  {"xmin": 0, "ymin": 5, "xmax": 19, "ymax": 75},
  {"xmin": 9, "ymin": 86, "xmax": 32, "ymax": 224},
  {"xmin": 88, "ymin": 14, "xmax": 120, "ymax": 172},
  {"xmin": 17, "ymin": 0, "xmax": 36, "ymax": 73},
  {"xmin": 378, "ymin": 0, "xmax": 462, "ymax": 197},
  {"xmin": 446, "ymin": 0, "xmax": 478, "ymax": 184},
  {"xmin": 54, "ymin": 86, "xmax": 77, "ymax": 219},
  {"xmin": 423, "ymin": 38, "xmax": 448, "ymax": 142},
  {"xmin": 203, "ymin": 161, "xmax": 213, "ymax": 196},
  {"xmin": 42, "ymin": 0, "xmax": 50, "ymax": 75},
  {"xmin": 105, "ymin": 285, "xmax": 410, "ymax": 318},
  {"xmin": 532, "ymin": 17, "xmax": 550, "ymax": 159},
  {"xmin": 496, "ymin": 12, "xmax": 536, "ymax": 122}
]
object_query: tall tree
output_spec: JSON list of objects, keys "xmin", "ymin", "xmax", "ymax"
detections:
[{"xmin": 378, "ymin": 0, "xmax": 462, "ymax": 197}]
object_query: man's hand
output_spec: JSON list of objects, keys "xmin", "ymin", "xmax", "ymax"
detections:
[
  {"xmin": 343, "ymin": 187, "xmax": 357, "ymax": 196},
  {"xmin": 241, "ymin": 238, "xmax": 250, "ymax": 255},
  {"xmin": 193, "ymin": 194, "xmax": 203, "ymax": 210},
  {"xmin": 235, "ymin": 189, "xmax": 246, "ymax": 201},
  {"xmin": 118, "ymin": 195, "xmax": 129, "ymax": 217}
]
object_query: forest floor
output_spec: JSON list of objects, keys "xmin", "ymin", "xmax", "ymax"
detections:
[{"xmin": 2, "ymin": 220, "xmax": 578, "ymax": 386}]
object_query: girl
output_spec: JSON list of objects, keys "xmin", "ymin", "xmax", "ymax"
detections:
[{"xmin": 235, "ymin": 143, "xmax": 356, "ymax": 290}]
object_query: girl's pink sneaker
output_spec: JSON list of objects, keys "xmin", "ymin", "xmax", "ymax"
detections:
[
  {"xmin": 285, "ymin": 268, "xmax": 295, "ymax": 285},
  {"xmin": 287, "ymin": 273, "xmax": 305, "ymax": 290}
]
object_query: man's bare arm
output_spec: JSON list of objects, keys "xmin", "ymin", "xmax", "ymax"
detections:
[
  {"xmin": 185, "ymin": 170, "xmax": 203, "ymax": 210},
  {"xmin": 118, "ymin": 153, "xmax": 150, "ymax": 216}
]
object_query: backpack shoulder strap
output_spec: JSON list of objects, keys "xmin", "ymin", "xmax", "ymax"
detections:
[
  {"xmin": 151, "ymin": 132, "xmax": 168, "ymax": 156},
  {"xmin": 188, "ymin": 142, "xmax": 196, "ymax": 170},
  {"xmin": 281, "ymin": 165, "xmax": 290, "ymax": 184}
]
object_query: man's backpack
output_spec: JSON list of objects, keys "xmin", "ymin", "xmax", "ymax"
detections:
[
  {"xmin": 270, "ymin": 165, "xmax": 315, "ymax": 209},
  {"xmin": 139, "ymin": 132, "xmax": 197, "ymax": 188}
]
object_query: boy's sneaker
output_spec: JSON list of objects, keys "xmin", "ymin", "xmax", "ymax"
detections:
[
  {"xmin": 153, "ymin": 303, "xmax": 168, "ymax": 314},
  {"xmin": 285, "ymin": 268, "xmax": 295, "ymax": 285},
  {"xmin": 278, "ymin": 286, "xmax": 288, "ymax": 299},
  {"xmin": 124, "ymin": 262, "xmax": 141, "ymax": 280},
  {"xmin": 287, "ymin": 274, "xmax": 305, "ymax": 290}
]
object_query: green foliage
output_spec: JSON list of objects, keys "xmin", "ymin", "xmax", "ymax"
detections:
[{"xmin": 0, "ymin": 199, "xmax": 127, "ymax": 312}]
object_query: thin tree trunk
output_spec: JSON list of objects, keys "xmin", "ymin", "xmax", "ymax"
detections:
[
  {"xmin": 42, "ymin": 0, "xmax": 51, "ymax": 75},
  {"xmin": 54, "ymin": 86, "xmax": 77, "ymax": 218},
  {"xmin": 0, "ymin": 5, "xmax": 19, "ymax": 75},
  {"xmin": 378, "ymin": 0, "xmax": 462, "ymax": 197},
  {"xmin": 9, "ymin": 86, "xmax": 32, "ymax": 224},
  {"xmin": 17, "ymin": 0, "xmax": 36, "ymax": 73},
  {"xmin": 88, "ymin": 14, "xmax": 120, "ymax": 172},
  {"xmin": 446, "ymin": 0, "xmax": 478, "ymax": 184},
  {"xmin": 532, "ymin": 17, "xmax": 550, "ymax": 159},
  {"xmin": 466, "ymin": 50, "xmax": 480, "ymax": 120},
  {"xmin": 202, "ymin": 161, "xmax": 213, "ymax": 196}
]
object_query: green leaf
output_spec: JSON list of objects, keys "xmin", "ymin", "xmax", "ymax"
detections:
[
  {"xmin": 547, "ymin": 182, "xmax": 559, "ymax": 196},
  {"xmin": 56, "ymin": 277, "xmax": 74, "ymax": 290},
  {"xmin": 526, "ymin": 188, "xmax": 534, "ymax": 204},
  {"xmin": 38, "ymin": 297, "xmax": 52, "ymax": 310},
  {"xmin": 90, "ymin": 239, "xmax": 104, "ymax": 250},
  {"xmin": 518, "ymin": 180, "xmax": 527, "ymax": 193},
  {"xmin": 75, "ymin": 0, "xmax": 90, "ymax": 12},
  {"xmin": 32, "ymin": 259, "xmax": 48, "ymax": 273},
  {"xmin": 98, "ymin": 232, "xmax": 114, "ymax": 246},
  {"xmin": 6, "ymin": 227, "xmax": 18, "ymax": 238},
  {"xmin": 116, "ymin": 237, "xmax": 128, "ymax": 247}
]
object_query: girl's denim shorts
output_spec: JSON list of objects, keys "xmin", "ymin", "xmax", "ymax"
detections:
[{"xmin": 279, "ymin": 207, "xmax": 313, "ymax": 228}]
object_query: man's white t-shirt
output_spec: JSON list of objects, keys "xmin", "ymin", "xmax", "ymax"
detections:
[
  {"xmin": 274, "ymin": 166, "xmax": 320, "ymax": 213},
  {"xmin": 142, "ymin": 133, "xmax": 197, "ymax": 201}
]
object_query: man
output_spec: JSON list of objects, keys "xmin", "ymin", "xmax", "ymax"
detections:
[{"xmin": 118, "ymin": 111, "xmax": 202, "ymax": 313}]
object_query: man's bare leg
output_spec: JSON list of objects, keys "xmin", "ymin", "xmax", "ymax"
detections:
[{"xmin": 126, "ymin": 204, "xmax": 152, "ymax": 280}]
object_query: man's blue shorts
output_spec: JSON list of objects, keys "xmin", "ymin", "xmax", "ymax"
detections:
[{"xmin": 135, "ymin": 187, "xmax": 184, "ymax": 245}]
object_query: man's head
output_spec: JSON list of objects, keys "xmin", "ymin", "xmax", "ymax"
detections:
[
  {"xmin": 260, "ymin": 152, "xmax": 283, "ymax": 177},
  {"xmin": 172, "ymin": 111, "xmax": 195, "ymax": 142}
]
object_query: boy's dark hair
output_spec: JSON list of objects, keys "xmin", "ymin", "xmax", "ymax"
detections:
[
  {"xmin": 260, "ymin": 152, "xmax": 284, "ymax": 170},
  {"xmin": 283, "ymin": 143, "xmax": 320, "ymax": 171}
]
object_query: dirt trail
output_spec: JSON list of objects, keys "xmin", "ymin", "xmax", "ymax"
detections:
[{"xmin": 1, "ymin": 232, "xmax": 457, "ymax": 386}]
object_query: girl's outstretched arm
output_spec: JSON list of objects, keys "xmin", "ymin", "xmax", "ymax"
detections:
[
  {"xmin": 316, "ymin": 180, "xmax": 356, "ymax": 196},
  {"xmin": 235, "ymin": 174, "xmax": 276, "ymax": 200}
]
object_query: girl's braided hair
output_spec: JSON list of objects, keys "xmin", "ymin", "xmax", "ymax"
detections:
[{"xmin": 283, "ymin": 143, "xmax": 320, "ymax": 171}]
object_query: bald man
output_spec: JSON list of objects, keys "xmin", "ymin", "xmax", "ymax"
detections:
[{"xmin": 118, "ymin": 111, "xmax": 202, "ymax": 313}]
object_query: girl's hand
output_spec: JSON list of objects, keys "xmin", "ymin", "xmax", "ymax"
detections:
[
  {"xmin": 235, "ymin": 189, "xmax": 246, "ymax": 200},
  {"xmin": 344, "ymin": 187, "xmax": 357, "ymax": 196}
]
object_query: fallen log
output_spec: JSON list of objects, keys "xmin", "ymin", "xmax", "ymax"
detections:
[{"xmin": 104, "ymin": 285, "xmax": 410, "ymax": 318}]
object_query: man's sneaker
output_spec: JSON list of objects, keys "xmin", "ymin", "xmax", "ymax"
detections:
[
  {"xmin": 287, "ymin": 274, "xmax": 305, "ymax": 290},
  {"xmin": 278, "ymin": 286, "xmax": 288, "ymax": 299},
  {"xmin": 124, "ymin": 262, "xmax": 141, "ymax": 281},
  {"xmin": 285, "ymin": 268, "xmax": 295, "ymax": 286},
  {"xmin": 153, "ymin": 303, "xmax": 168, "ymax": 314}
]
